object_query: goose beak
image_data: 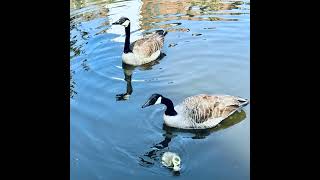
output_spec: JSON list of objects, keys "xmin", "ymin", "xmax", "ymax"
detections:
[
  {"xmin": 142, "ymin": 94, "xmax": 161, "ymax": 108},
  {"xmin": 112, "ymin": 21, "xmax": 120, "ymax": 25},
  {"xmin": 141, "ymin": 100, "xmax": 152, "ymax": 108}
]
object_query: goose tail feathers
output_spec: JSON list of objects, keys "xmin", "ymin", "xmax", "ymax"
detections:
[
  {"xmin": 237, "ymin": 97, "xmax": 249, "ymax": 107},
  {"xmin": 155, "ymin": 30, "xmax": 168, "ymax": 36}
]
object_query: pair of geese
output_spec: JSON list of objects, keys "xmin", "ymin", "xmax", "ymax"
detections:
[{"xmin": 112, "ymin": 17, "xmax": 249, "ymax": 130}]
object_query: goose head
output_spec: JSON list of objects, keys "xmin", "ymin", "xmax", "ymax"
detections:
[
  {"xmin": 141, "ymin": 93, "xmax": 163, "ymax": 108},
  {"xmin": 172, "ymin": 155, "xmax": 181, "ymax": 171},
  {"xmin": 112, "ymin": 17, "xmax": 130, "ymax": 27}
]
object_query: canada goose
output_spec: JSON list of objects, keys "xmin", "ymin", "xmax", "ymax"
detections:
[
  {"xmin": 142, "ymin": 94, "xmax": 249, "ymax": 129},
  {"xmin": 112, "ymin": 17, "xmax": 167, "ymax": 66},
  {"xmin": 161, "ymin": 152, "xmax": 181, "ymax": 171}
]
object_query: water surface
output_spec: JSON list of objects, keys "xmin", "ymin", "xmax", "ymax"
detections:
[{"xmin": 70, "ymin": 0, "xmax": 250, "ymax": 179}]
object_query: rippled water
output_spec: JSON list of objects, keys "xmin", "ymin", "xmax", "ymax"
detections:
[{"xmin": 70, "ymin": 0, "xmax": 250, "ymax": 179}]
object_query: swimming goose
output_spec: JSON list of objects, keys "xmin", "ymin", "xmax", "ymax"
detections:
[
  {"xmin": 142, "ymin": 94, "xmax": 249, "ymax": 129},
  {"xmin": 112, "ymin": 17, "xmax": 167, "ymax": 66}
]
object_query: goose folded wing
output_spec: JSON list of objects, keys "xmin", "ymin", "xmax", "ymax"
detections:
[
  {"xmin": 132, "ymin": 34, "xmax": 164, "ymax": 57},
  {"xmin": 183, "ymin": 95, "xmax": 241, "ymax": 123}
]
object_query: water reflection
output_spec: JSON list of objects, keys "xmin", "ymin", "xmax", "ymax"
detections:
[
  {"xmin": 70, "ymin": 24, "xmax": 90, "ymax": 59},
  {"xmin": 139, "ymin": 110, "xmax": 246, "ymax": 167},
  {"xmin": 116, "ymin": 53, "xmax": 166, "ymax": 101},
  {"xmin": 70, "ymin": 1, "xmax": 109, "ymax": 26},
  {"xmin": 70, "ymin": 0, "xmax": 249, "ymax": 50},
  {"xmin": 115, "ymin": 63, "xmax": 134, "ymax": 101},
  {"xmin": 70, "ymin": 70, "xmax": 77, "ymax": 99},
  {"xmin": 139, "ymin": 0, "xmax": 245, "ymax": 31}
]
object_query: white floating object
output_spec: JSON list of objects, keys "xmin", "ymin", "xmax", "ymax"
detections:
[{"xmin": 161, "ymin": 152, "xmax": 181, "ymax": 171}]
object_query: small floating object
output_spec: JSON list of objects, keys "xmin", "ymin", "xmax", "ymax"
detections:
[
  {"xmin": 167, "ymin": 28, "xmax": 190, "ymax": 32},
  {"xmin": 192, "ymin": 33, "xmax": 202, "ymax": 36},
  {"xmin": 168, "ymin": 43, "xmax": 177, "ymax": 47},
  {"xmin": 233, "ymin": 1, "xmax": 244, "ymax": 5},
  {"xmin": 161, "ymin": 152, "xmax": 181, "ymax": 171}
]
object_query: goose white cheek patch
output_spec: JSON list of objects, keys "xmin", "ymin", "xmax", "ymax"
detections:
[
  {"xmin": 155, "ymin": 96, "xmax": 162, "ymax": 105},
  {"xmin": 122, "ymin": 20, "xmax": 130, "ymax": 27}
]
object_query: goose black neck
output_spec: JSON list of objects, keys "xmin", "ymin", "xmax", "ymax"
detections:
[
  {"xmin": 161, "ymin": 97, "xmax": 177, "ymax": 116},
  {"xmin": 124, "ymin": 24, "xmax": 131, "ymax": 53}
]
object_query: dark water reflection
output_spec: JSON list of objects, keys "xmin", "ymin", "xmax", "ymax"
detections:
[{"xmin": 116, "ymin": 53, "xmax": 166, "ymax": 101}]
